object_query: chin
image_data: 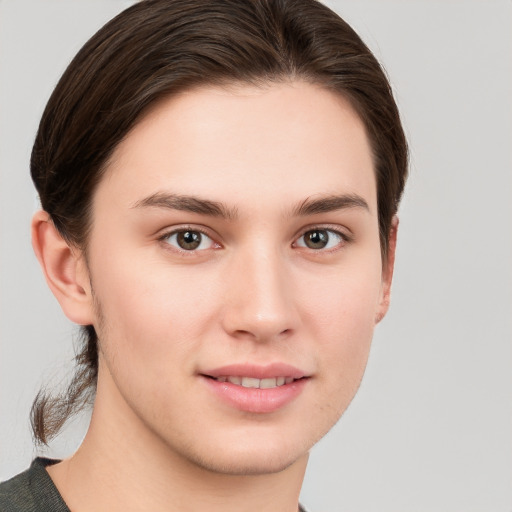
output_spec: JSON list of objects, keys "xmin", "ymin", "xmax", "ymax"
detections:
[
  {"xmin": 185, "ymin": 445, "xmax": 307, "ymax": 476},
  {"xmin": 163, "ymin": 420, "xmax": 326, "ymax": 477}
]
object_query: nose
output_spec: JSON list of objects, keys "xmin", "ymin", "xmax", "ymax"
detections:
[{"xmin": 221, "ymin": 246, "xmax": 299, "ymax": 343}]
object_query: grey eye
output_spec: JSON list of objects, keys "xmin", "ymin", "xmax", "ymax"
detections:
[{"xmin": 296, "ymin": 229, "xmax": 344, "ymax": 250}]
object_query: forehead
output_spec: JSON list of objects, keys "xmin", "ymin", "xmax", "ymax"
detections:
[{"xmin": 98, "ymin": 81, "xmax": 376, "ymax": 214}]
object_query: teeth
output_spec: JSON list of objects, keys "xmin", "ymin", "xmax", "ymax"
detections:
[
  {"xmin": 259, "ymin": 378, "xmax": 277, "ymax": 389},
  {"xmin": 216, "ymin": 376, "xmax": 295, "ymax": 388},
  {"xmin": 241, "ymin": 377, "xmax": 260, "ymax": 388}
]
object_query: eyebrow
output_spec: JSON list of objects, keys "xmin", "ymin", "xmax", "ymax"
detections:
[
  {"xmin": 131, "ymin": 192, "xmax": 239, "ymax": 220},
  {"xmin": 132, "ymin": 191, "xmax": 369, "ymax": 220},
  {"xmin": 292, "ymin": 194, "xmax": 370, "ymax": 216}
]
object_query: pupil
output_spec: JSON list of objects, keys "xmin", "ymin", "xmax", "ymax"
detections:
[
  {"xmin": 306, "ymin": 230, "xmax": 328, "ymax": 249},
  {"xmin": 177, "ymin": 231, "xmax": 201, "ymax": 250}
]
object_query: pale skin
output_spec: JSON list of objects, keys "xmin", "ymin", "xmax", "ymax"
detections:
[{"xmin": 32, "ymin": 81, "xmax": 397, "ymax": 512}]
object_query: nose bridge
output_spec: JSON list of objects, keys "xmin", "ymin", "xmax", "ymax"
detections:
[{"xmin": 222, "ymin": 240, "xmax": 296, "ymax": 341}]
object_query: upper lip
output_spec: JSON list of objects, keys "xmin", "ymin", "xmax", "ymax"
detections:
[{"xmin": 201, "ymin": 363, "xmax": 307, "ymax": 380}]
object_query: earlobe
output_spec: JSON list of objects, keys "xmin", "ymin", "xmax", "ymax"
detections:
[
  {"xmin": 31, "ymin": 210, "xmax": 94, "ymax": 325},
  {"xmin": 375, "ymin": 215, "xmax": 399, "ymax": 324}
]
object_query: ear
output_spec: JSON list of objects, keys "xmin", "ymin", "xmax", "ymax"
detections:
[
  {"xmin": 31, "ymin": 210, "xmax": 94, "ymax": 325},
  {"xmin": 375, "ymin": 215, "xmax": 399, "ymax": 324}
]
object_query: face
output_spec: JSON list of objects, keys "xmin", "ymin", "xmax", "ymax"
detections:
[{"xmin": 81, "ymin": 82, "xmax": 392, "ymax": 475}]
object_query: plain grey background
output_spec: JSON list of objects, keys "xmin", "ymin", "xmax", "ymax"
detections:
[{"xmin": 1, "ymin": 1, "xmax": 510, "ymax": 511}]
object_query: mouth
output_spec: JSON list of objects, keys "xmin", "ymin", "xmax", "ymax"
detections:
[
  {"xmin": 200, "ymin": 364, "xmax": 310, "ymax": 413},
  {"xmin": 205, "ymin": 375, "xmax": 299, "ymax": 389}
]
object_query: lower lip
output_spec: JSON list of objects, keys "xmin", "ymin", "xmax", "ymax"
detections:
[{"xmin": 202, "ymin": 376, "xmax": 308, "ymax": 413}]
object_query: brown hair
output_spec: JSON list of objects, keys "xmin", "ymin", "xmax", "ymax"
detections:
[{"xmin": 30, "ymin": 0, "xmax": 408, "ymax": 444}]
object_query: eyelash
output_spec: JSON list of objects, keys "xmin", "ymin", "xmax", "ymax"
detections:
[
  {"xmin": 158, "ymin": 226, "xmax": 218, "ymax": 254},
  {"xmin": 158, "ymin": 225, "xmax": 351, "ymax": 254},
  {"xmin": 293, "ymin": 226, "xmax": 351, "ymax": 252}
]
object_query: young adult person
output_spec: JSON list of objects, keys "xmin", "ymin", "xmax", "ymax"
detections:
[{"xmin": 0, "ymin": 0, "xmax": 408, "ymax": 510}]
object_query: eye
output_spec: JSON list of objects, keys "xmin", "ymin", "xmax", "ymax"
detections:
[
  {"xmin": 162, "ymin": 229, "xmax": 217, "ymax": 251},
  {"xmin": 295, "ymin": 228, "xmax": 345, "ymax": 250}
]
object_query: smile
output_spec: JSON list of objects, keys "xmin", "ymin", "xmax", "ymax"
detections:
[
  {"xmin": 202, "ymin": 365, "xmax": 309, "ymax": 413},
  {"xmin": 212, "ymin": 376, "xmax": 295, "ymax": 388}
]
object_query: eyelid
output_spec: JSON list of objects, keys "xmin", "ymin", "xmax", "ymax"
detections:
[
  {"xmin": 156, "ymin": 223, "xmax": 351, "ymax": 253},
  {"xmin": 292, "ymin": 224, "xmax": 352, "ymax": 250},
  {"xmin": 158, "ymin": 225, "xmax": 222, "ymax": 252},
  {"xmin": 294, "ymin": 223, "xmax": 352, "ymax": 241}
]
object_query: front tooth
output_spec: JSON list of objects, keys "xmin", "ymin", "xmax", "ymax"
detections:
[
  {"xmin": 241, "ymin": 377, "xmax": 260, "ymax": 388},
  {"xmin": 260, "ymin": 378, "xmax": 277, "ymax": 389},
  {"xmin": 228, "ymin": 376, "xmax": 241, "ymax": 385},
  {"xmin": 276, "ymin": 377, "xmax": 285, "ymax": 386}
]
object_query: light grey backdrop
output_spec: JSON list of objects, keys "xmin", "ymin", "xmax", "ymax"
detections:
[{"xmin": 1, "ymin": 1, "xmax": 510, "ymax": 511}]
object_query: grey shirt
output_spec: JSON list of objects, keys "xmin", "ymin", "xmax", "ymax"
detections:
[
  {"xmin": 0, "ymin": 458, "xmax": 69, "ymax": 512},
  {"xmin": 0, "ymin": 458, "xmax": 310, "ymax": 511}
]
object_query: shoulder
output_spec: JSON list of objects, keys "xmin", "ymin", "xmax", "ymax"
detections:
[
  {"xmin": 0, "ymin": 464, "xmax": 36, "ymax": 512},
  {"xmin": 0, "ymin": 459, "xmax": 69, "ymax": 512}
]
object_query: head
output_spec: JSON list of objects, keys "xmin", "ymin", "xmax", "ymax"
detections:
[{"xmin": 30, "ymin": 0, "xmax": 407, "ymax": 471}]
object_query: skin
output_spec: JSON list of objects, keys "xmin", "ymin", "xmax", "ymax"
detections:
[{"xmin": 32, "ymin": 81, "xmax": 397, "ymax": 512}]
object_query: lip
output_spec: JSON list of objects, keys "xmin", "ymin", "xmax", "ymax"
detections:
[
  {"xmin": 203, "ymin": 363, "xmax": 306, "ymax": 380},
  {"xmin": 200, "ymin": 363, "xmax": 309, "ymax": 414}
]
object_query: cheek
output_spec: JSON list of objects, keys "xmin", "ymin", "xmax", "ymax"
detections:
[
  {"xmin": 90, "ymin": 261, "xmax": 218, "ymax": 417},
  {"xmin": 299, "ymin": 251, "xmax": 382, "ymax": 332},
  {"xmin": 90, "ymin": 251, "xmax": 220, "ymax": 370},
  {"xmin": 298, "ymin": 257, "xmax": 382, "ymax": 395}
]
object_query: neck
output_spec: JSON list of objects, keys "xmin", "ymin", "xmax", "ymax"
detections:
[{"xmin": 47, "ymin": 367, "xmax": 308, "ymax": 512}]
